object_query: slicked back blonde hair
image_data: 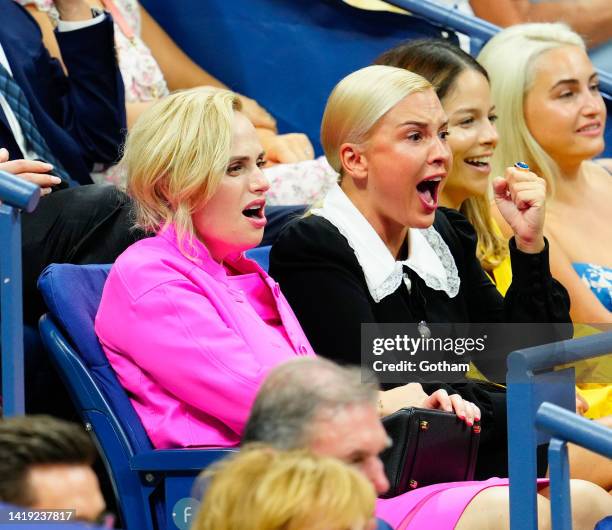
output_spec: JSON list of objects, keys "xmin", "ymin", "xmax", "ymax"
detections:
[
  {"xmin": 477, "ymin": 23, "xmax": 585, "ymax": 197},
  {"xmin": 321, "ymin": 65, "xmax": 432, "ymax": 179},
  {"xmin": 194, "ymin": 447, "xmax": 375, "ymax": 530},
  {"xmin": 123, "ymin": 87, "xmax": 242, "ymax": 251}
]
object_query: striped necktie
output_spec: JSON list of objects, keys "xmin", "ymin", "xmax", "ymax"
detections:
[{"xmin": 0, "ymin": 62, "xmax": 71, "ymax": 184}]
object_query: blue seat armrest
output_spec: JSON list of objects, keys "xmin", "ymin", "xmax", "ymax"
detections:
[{"xmin": 130, "ymin": 448, "xmax": 236, "ymax": 471}]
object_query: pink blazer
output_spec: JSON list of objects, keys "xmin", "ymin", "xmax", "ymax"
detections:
[{"xmin": 95, "ymin": 226, "xmax": 315, "ymax": 448}]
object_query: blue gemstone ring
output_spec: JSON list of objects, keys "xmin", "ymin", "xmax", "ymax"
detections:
[{"xmin": 514, "ymin": 162, "xmax": 530, "ymax": 171}]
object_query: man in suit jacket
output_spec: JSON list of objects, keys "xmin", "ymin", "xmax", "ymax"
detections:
[{"xmin": 0, "ymin": 0, "xmax": 125, "ymax": 186}]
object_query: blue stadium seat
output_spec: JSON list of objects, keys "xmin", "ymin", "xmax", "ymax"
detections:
[
  {"xmin": 245, "ymin": 245, "xmax": 271, "ymax": 271},
  {"xmin": 141, "ymin": 0, "xmax": 457, "ymax": 154},
  {"xmin": 596, "ymin": 516, "xmax": 612, "ymax": 530},
  {"xmin": 37, "ymin": 264, "xmax": 233, "ymax": 530}
]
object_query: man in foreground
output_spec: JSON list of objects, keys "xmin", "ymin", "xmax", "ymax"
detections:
[{"xmin": 241, "ymin": 358, "xmax": 612, "ymax": 530}]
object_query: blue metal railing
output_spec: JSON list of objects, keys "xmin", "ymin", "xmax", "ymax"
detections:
[
  {"xmin": 0, "ymin": 170, "xmax": 40, "ymax": 416},
  {"xmin": 385, "ymin": 0, "xmax": 612, "ymax": 95},
  {"xmin": 507, "ymin": 332, "xmax": 612, "ymax": 530},
  {"xmin": 537, "ymin": 403, "xmax": 612, "ymax": 530},
  {"xmin": 386, "ymin": 0, "xmax": 499, "ymax": 51}
]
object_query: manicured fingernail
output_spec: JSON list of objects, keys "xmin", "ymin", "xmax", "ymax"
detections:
[
  {"xmin": 50, "ymin": 176, "xmax": 62, "ymax": 184},
  {"xmin": 514, "ymin": 161, "xmax": 529, "ymax": 171}
]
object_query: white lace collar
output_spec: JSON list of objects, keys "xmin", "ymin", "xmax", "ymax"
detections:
[{"xmin": 311, "ymin": 184, "xmax": 460, "ymax": 303}]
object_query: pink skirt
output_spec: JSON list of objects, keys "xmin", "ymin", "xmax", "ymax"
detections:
[{"xmin": 376, "ymin": 478, "xmax": 549, "ymax": 529}]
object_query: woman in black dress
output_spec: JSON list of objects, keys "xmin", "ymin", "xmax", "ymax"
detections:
[{"xmin": 270, "ymin": 64, "xmax": 571, "ymax": 479}]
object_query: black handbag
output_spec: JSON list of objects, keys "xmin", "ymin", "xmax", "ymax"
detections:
[{"xmin": 379, "ymin": 407, "xmax": 480, "ymax": 498}]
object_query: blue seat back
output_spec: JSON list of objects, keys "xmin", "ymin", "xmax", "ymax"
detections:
[
  {"xmin": 140, "ymin": 0, "xmax": 456, "ymax": 154},
  {"xmin": 596, "ymin": 516, "xmax": 612, "ymax": 530},
  {"xmin": 37, "ymin": 263, "xmax": 153, "ymax": 454},
  {"xmin": 245, "ymin": 245, "xmax": 271, "ymax": 272},
  {"xmin": 1, "ymin": 171, "xmax": 40, "ymax": 415},
  {"xmin": 38, "ymin": 263, "xmax": 235, "ymax": 530}
]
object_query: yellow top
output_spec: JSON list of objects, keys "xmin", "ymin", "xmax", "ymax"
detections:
[{"xmin": 486, "ymin": 219, "xmax": 512, "ymax": 296}]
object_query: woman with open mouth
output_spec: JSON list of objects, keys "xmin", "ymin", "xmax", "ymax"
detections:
[
  {"xmin": 375, "ymin": 39, "xmax": 510, "ymax": 298},
  {"xmin": 94, "ymin": 86, "xmax": 318, "ymax": 450},
  {"xmin": 269, "ymin": 64, "xmax": 572, "ymax": 482}
]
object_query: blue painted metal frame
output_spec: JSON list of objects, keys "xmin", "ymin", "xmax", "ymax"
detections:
[
  {"xmin": 0, "ymin": 170, "xmax": 39, "ymax": 416},
  {"xmin": 385, "ymin": 0, "xmax": 499, "ymax": 54},
  {"xmin": 507, "ymin": 332, "xmax": 612, "ymax": 530},
  {"xmin": 38, "ymin": 313, "xmax": 235, "ymax": 530},
  {"xmin": 536, "ymin": 403, "xmax": 612, "ymax": 530}
]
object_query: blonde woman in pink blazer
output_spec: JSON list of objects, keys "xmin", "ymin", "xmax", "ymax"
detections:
[{"xmin": 94, "ymin": 87, "xmax": 316, "ymax": 449}]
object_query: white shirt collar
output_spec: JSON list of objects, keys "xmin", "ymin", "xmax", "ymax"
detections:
[{"xmin": 311, "ymin": 184, "xmax": 460, "ymax": 303}]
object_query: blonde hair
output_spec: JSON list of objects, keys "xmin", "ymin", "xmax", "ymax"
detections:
[
  {"xmin": 321, "ymin": 64, "xmax": 432, "ymax": 178},
  {"xmin": 477, "ymin": 23, "xmax": 585, "ymax": 197},
  {"xmin": 122, "ymin": 87, "xmax": 242, "ymax": 252},
  {"xmin": 193, "ymin": 448, "xmax": 376, "ymax": 530}
]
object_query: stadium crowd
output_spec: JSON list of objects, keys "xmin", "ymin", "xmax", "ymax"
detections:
[{"xmin": 0, "ymin": 0, "xmax": 611, "ymax": 528}]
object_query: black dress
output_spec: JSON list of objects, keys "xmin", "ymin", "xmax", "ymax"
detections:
[{"xmin": 269, "ymin": 206, "xmax": 571, "ymax": 478}]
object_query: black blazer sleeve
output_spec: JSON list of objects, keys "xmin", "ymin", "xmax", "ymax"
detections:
[
  {"xmin": 440, "ymin": 207, "xmax": 571, "ymax": 324},
  {"xmin": 439, "ymin": 208, "xmax": 572, "ymax": 380}
]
